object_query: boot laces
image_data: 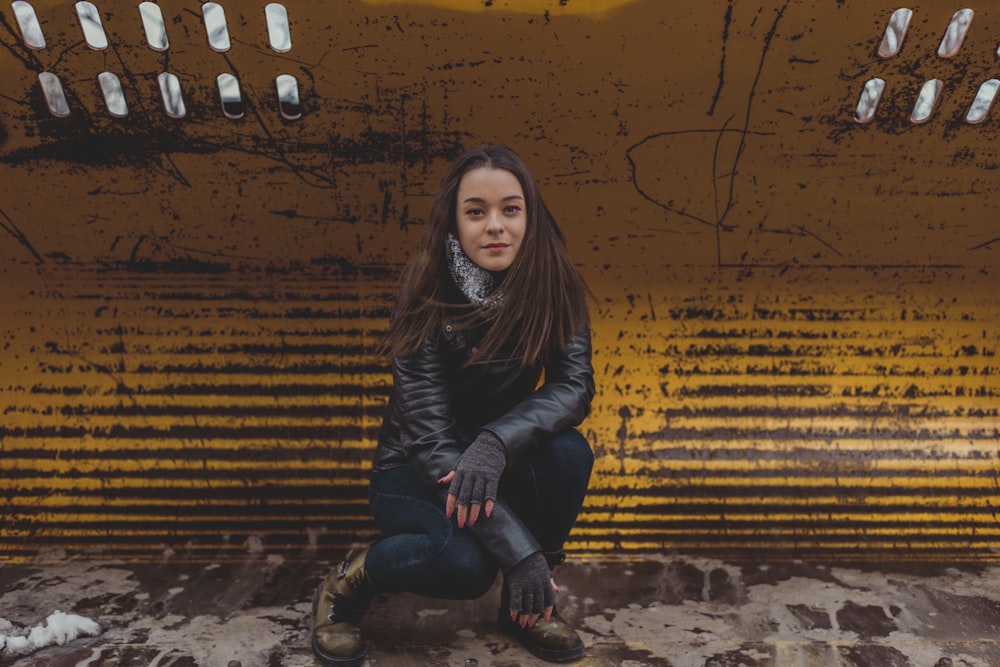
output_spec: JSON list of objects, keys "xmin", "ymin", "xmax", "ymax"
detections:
[
  {"xmin": 328, "ymin": 592, "xmax": 368, "ymax": 624},
  {"xmin": 326, "ymin": 551, "xmax": 372, "ymax": 623}
]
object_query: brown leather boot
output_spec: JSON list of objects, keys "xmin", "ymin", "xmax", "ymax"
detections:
[
  {"xmin": 311, "ymin": 548, "xmax": 375, "ymax": 667},
  {"xmin": 497, "ymin": 607, "xmax": 586, "ymax": 662},
  {"xmin": 497, "ymin": 550, "xmax": 585, "ymax": 662}
]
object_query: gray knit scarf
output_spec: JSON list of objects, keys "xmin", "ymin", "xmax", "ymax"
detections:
[{"xmin": 445, "ymin": 233, "xmax": 504, "ymax": 309}]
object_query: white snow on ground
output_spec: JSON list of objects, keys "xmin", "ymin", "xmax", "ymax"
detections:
[{"xmin": 0, "ymin": 611, "xmax": 101, "ymax": 660}]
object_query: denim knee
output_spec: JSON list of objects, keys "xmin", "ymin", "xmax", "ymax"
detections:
[{"xmin": 552, "ymin": 429, "xmax": 594, "ymax": 475}]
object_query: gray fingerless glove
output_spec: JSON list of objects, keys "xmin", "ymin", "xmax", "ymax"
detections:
[
  {"xmin": 447, "ymin": 430, "xmax": 507, "ymax": 508},
  {"xmin": 505, "ymin": 552, "xmax": 555, "ymax": 616}
]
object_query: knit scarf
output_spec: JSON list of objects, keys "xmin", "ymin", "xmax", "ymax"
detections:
[{"xmin": 445, "ymin": 233, "xmax": 504, "ymax": 309}]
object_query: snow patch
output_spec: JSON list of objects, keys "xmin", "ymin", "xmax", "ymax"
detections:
[
  {"xmin": 74, "ymin": 647, "xmax": 104, "ymax": 667},
  {"xmin": 0, "ymin": 611, "xmax": 101, "ymax": 660},
  {"xmin": 416, "ymin": 608, "xmax": 449, "ymax": 617}
]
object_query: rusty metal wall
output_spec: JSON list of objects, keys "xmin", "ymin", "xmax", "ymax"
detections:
[{"xmin": 0, "ymin": 0, "xmax": 998, "ymax": 562}]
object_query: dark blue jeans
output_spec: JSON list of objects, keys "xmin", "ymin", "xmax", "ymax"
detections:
[{"xmin": 366, "ymin": 429, "xmax": 593, "ymax": 600}]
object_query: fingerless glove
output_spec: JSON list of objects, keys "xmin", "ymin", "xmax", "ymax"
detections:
[
  {"xmin": 447, "ymin": 430, "xmax": 507, "ymax": 508},
  {"xmin": 505, "ymin": 551, "xmax": 555, "ymax": 616}
]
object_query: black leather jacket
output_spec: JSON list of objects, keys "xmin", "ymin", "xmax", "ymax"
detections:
[{"xmin": 373, "ymin": 304, "xmax": 595, "ymax": 571}]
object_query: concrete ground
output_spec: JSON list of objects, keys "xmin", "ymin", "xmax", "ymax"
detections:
[{"xmin": 1, "ymin": 549, "xmax": 997, "ymax": 667}]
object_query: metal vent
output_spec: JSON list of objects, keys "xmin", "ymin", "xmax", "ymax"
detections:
[
  {"xmin": 10, "ymin": 2, "xmax": 299, "ymax": 121},
  {"xmin": 856, "ymin": 7, "xmax": 993, "ymax": 125}
]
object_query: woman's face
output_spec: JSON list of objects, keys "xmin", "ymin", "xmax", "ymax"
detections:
[{"xmin": 454, "ymin": 167, "xmax": 526, "ymax": 272}]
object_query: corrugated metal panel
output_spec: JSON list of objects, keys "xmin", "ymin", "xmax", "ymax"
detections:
[
  {"xmin": 582, "ymin": 267, "xmax": 999, "ymax": 560},
  {"xmin": 2, "ymin": 265, "xmax": 996, "ymax": 561},
  {"xmin": 2, "ymin": 269, "xmax": 391, "ymax": 559}
]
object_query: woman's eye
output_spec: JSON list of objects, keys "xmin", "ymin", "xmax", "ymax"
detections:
[
  {"xmin": 504, "ymin": 205, "xmax": 521, "ymax": 214},
  {"xmin": 465, "ymin": 208, "xmax": 484, "ymax": 217}
]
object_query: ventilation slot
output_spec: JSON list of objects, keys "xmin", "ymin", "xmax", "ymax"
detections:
[
  {"xmin": 98, "ymin": 71, "xmax": 127, "ymax": 117},
  {"xmin": 75, "ymin": 1, "xmax": 108, "ymax": 50},
  {"xmin": 217, "ymin": 73, "xmax": 245, "ymax": 120},
  {"xmin": 157, "ymin": 72, "xmax": 187, "ymax": 119},
  {"xmin": 13, "ymin": 0, "xmax": 45, "ymax": 49},
  {"xmin": 910, "ymin": 79, "xmax": 943, "ymax": 124},
  {"xmin": 854, "ymin": 78, "xmax": 885, "ymax": 124},
  {"xmin": 265, "ymin": 3, "xmax": 291, "ymax": 53},
  {"xmin": 138, "ymin": 1, "xmax": 168, "ymax": 52},
  {"xmin": 39, "ymin": 72, "xmax": 70, "ymax": 117},
  {"xmin": 276, "ymin": 74, "xmax": 302, "ymax": 120},
  {"xmin": 203, "ymin": 2, "xmax": 231, "ymax": 53},
  {"xmin": 966, "ymin": 79, "xmax": 999, "ymax": 125},
  {"xmin": 937, "ymin": 8, "xmax": 973, "ymax": 58},
  {"xmin": 878, "ymin": 8, "xmax": 912, "ymax": 58}
]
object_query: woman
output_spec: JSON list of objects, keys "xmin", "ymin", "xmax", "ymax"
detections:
[{"xmin": 311, "ymin": 144, "xmax": 595, "ymax": 666}]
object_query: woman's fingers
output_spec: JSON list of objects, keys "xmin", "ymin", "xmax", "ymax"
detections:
[
  {"xmin": 440, "ymin": 471, "xmax": 457, "ymax": 517},
  {"xmin": 440, "ymin": 472, "xmax": 495, "ymax": 527},
  {"xmin": 467, "ymin": 502, "xmax": 481, "ymax": 526}
]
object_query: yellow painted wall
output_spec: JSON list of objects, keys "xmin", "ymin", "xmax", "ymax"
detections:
[{"xmin": 0, "ymin": 0, "xmax": 997, "ymax": 562}]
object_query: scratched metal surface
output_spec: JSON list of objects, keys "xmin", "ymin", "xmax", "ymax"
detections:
[{"xmin": 0, "ymin": 0, "xmax": 998, "ymax": 562}]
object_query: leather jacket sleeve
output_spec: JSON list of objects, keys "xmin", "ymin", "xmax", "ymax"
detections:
[
  {"xmin": 392, "ymin": 337, "xmax": 463, "ymax": 486},
  {"xmin": 482, "ymin": 328, "xmax": 595, "ymax": 466},
  {"xmin": 468, "ymin": 495, "xmax": 541, "ymax": 572}
]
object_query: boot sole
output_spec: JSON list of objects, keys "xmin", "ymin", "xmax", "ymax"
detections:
[{"xmin": 311, "ymin": 586, "xmax": 366, "ymax": 667}]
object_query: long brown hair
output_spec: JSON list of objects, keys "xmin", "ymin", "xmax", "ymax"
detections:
[{"xmin": 387, "ymin": 144, "xmax": 590, "ymax": 367}]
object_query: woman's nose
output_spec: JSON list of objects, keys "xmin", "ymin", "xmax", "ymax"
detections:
[{"xmin": 486, "ymin": 211, "xmax": 504, "ymax": 233}]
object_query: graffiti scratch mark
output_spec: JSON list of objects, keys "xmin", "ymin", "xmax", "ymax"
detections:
[
  {"xmin": 617, "ymin": 405, "xmax": 631, "ymax": 475},
  {"xmin": 270, "ymin": 209, "xmax": 359, "ymax": 226},
  {"xmin": 762, "ymin": 224, "xmax": 845, "ymax": 257},
  {"xmin": 47, "ymin": 340, "xmax": 139, "ymax": 407},
  {"xmin": 969, "ymin": 237, "xmax": 1000, "ymax": 251},
  {"xmin": 0, "ymin": 11, "xmax": 42, "ymax": 72},
  {"xmin": 708, "ymin": 0, "xmax": 734, "ymax": 117},
  {"xmin": 0, "ymin": 207, "xmax": 44, "ymax": 263},
  {"xmin": 625, "ymin": 127, "xmax": 772, "ymax": 229},
  {"xmin": 218, "ymin": 52, "xmax": 339, "ymax": 191},
  {"xmin": 716, "ymin": 0, "xmax": 791, "ymax": 234},
  {"xmin": 625, "ymin": 1, "xmax": 791, "ymax": 268}
]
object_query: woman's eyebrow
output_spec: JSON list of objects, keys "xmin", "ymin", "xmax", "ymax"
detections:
[{"xmin": 461, "ymin": 194, "xmax": 524, "ymax": 204}]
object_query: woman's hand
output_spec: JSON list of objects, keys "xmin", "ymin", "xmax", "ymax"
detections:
[
  {"xmin": 439, "ymin": 469, "xmax": 496, "ymax": 528},
  {"xmin": 438, "ymin": 431, "xmax": 506, "ymax": 528},
  {"xmin": 505, "ymin": 552, "xmax": 558, "ymax": 627}
]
